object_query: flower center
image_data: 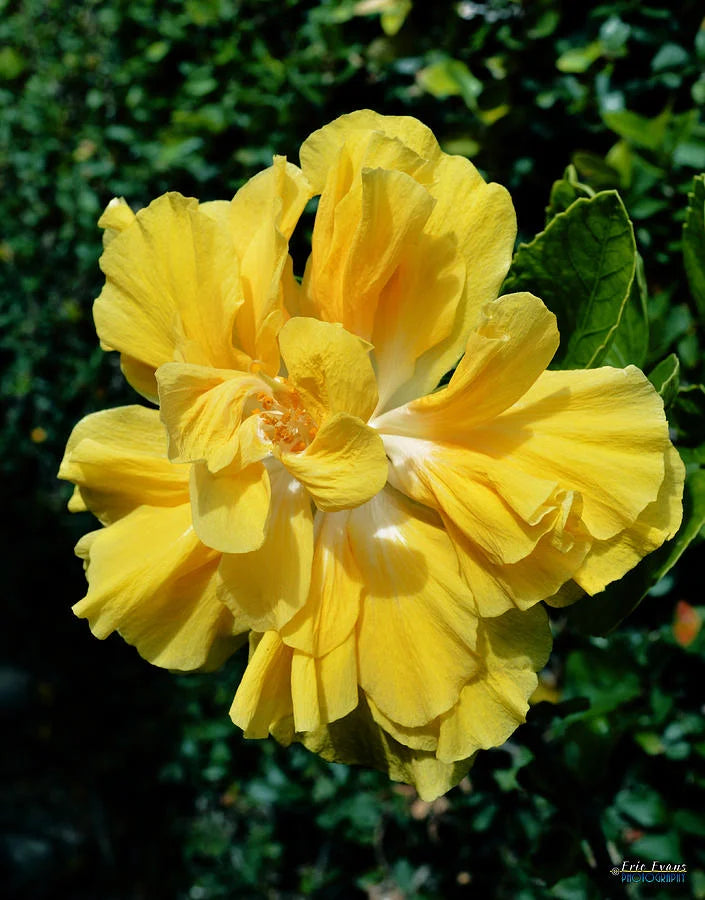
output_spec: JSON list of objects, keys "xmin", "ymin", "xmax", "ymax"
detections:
[{"xmin": 253, "ymin": 387, "xmax": 318, "ymax": 453}]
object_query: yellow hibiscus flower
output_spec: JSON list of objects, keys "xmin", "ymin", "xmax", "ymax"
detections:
[{"xmin": 59, "ymin": 111, "xmax": 684, "ymax": 799}]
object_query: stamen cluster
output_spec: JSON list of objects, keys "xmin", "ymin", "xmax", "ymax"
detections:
[{"xmin": 254, "ymin": 388, "xmax": 318, "ymax": 453}]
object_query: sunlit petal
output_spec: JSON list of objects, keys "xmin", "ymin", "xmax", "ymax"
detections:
[
  {"xmin": 190, "ymin": 460, "xmax": 271, "ymax": 554},
  {"xmin": 74, "ymin": 504, "xmax": 240, "ymax": 671},
  {"xmin": 280, "ymin": 412, "xmax": 387, "ymax": 511},
  {"xmin": 59, "ymin": 405, "xmax": 187, "ymax": 524},
  {"xmin": 230, "ymin": 632, "xmax": 294, "ymax": 738},
  {"xmin": 437, "ymin": 606, "xmax": 552, "ymax": 762},
  {"xmin": 349, "ymin": 489, "xmax": 480, "ymax": 727},
  {"xmin": 217, "ymin": 468, "xmax": 314, "ymax": 633},
  {"xmin": 281, "ymin": 509, "xmax": 362, "ymax": 656},
  {"xmin": 278, "ymin": 317, "xmax": 378, "ymax": 422}
]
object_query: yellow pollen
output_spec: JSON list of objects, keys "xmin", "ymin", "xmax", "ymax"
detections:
[{"xmin": 254, "ymin": 386, "xmax": 318, "ymax": 453}]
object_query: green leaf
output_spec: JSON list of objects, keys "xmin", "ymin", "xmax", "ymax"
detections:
[
  {"xmin": 603, "ymin": 252, "xmax": 648, "ymax": 367},
  {"xmin": 683, "ymin": 174, "xmax": 705, "ymax": 321},
  {"xmin": 380, "ymin": 0, "xmax": 412, "ymax": 35},
  {"xmin": 599, "ymin": 16, "xmax": 631, "ymax": 55},
  {"xmin": 648, "ymin": 354, "xmax": 680, "ymax": 409},
  {"xmin": 602, "ymin": 107, "xmax": 670, "ymax": 152},
  {"xmin": 545, "ymin": 165, "xmax": 595, "ymax": 223},
  {"xmin": 503, "ymin": 191, "xmax": 636, "ymax": 369},
  {"xmin": 569, "ymin": 467, "xmax": 705, "ymax": 636},
  {"xmin": 651, "ymin": 42, "xmax": 690, "ymax": 72},
  {"xmin": 572, "ymin": 152, "xmax": 620, "ymax": 189},
  {"xmin": 0, "ymin": 46, "xmax": 27, "ymax": 79},
  {"xmin": 556, "ymin": 42, "xmax": 602, "ymax": 73},
  {"xmin": 563, "ymin": 647, "xmax": 641, "ymax": 716},
  {"xmin": 416, "ymin": 58, "xmax": 482, "ymax": 110},
  {"xmin": 615, "ymin": 785, "xmax": 666, "ymax": 827}
]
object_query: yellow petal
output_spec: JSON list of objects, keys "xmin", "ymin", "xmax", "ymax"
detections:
[
  {"xmin": 98, "ymin": 196, "xmax": 135, "ymax": 247},
  {"xmin": 446, "ymin": 492, "xmax": 591, "ymax": 617},
  {"xmin": 94, "ymin": 192, "xmax": 244, "ymax": 397},
  {"xmin": 366, "ymin": 694, "xmax": 439, "ymax": 753},
  {"xmin": 478, "ymin": 366, "xmax": 671, "ymax": 541},
  {"xmin": 230, "ymin": 632, "xmax": 294, "ymax": 738},
  {"xmin": 374, "ymin": 292, "xmax": 558, "ymax": 436},
  {"xmin": 371, "ymin": 228, "xmax": 465, "ymax": 412},
  {"xmin": 349, "ymin": 488, "xmax": 480, "ymax": 727},
  {"xmin": 217, "ymin": 467, "xmax": 314, "ymax": 632},
  {"xmin": 303, "ymin": 167, "xmax": 435, "ymax": 341},
  {"xmin": 58, "ymin": 405, "xmax": 188, "ymax": 524},
  {"xmin": 281, "ymin": 509, "xmax": 362, "ymax": 656},
  {"xmin": 437, "ymin": 606, "xmax": 552, "ymax": 762},
  {"xmin": 190, "ymin": 460, "xmax": 270, "ymax": 553},
  {"xmin": 383, "ymin": 437, "xmax": 562, "ymax": 566},
  {"xmin": 280, "ymin": 412, "xmax": 387, "ymax": 512},
  {"xmin": 574, "ymin": 443, "xmax": 685, "ymax": 594},
  {"xmin": 315, "ymin": 633, "xmax": 359, "ymax": 726},
  {"xmin": 299, "ymin": 110, "xmax": 441, "ymax": 193},
  {"xmin": 228, "ymin": 157, "xmax": 313, "ymax": 372},
  {"xmin": 294, "ymin": 693, "xmax": 472, "ymax": 802},
  {"xmin": 230, "ymin": 154, "xmax": 313, "ymax": 244},
  {"xmin": 290, "ymin": 634, "xmax": 360, "ymax": 732},
  {"xmin": 300, "ymin": 113, "xmax": 516, "ymax": 409},
  {"xmin": 157, "ymin": 361, "xmax": 266, "ymax": 472},
  {"xmin": 68, "ymin": 485, "xmax": 88, "ymax": 513},
  {"xmin": 120, "ymin": 355, "xmax": 162, "ymax": 403},
  {"xmin": 74, "ymin": 503, "xmax": 239, "ymax": 671},
  {"xmin": 396, "ymin": 157, "xmax": 515, "ymax": 406},
  {"xmin": 278, "ymin": 317, "xmax": 378, "ymax": 422}
]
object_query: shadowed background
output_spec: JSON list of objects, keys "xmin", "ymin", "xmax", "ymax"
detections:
[{"xmin": 2, "ymin": 1, "xmax": 705, "ymax": 897}]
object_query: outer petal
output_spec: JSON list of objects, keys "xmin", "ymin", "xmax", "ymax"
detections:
[
  {"xmin": 94, "ymin": 193, "xmax": 244, "ymax": 399},
  {"xmin": 58, "ymin": 405, "xmax": 188, "ymax": 524},
  {"xmin": 445, "ymin": 492, "xmax": 591, "ymax": 617},
  {"xmin": 281, "ymin": 510, "xmax": 363, "ymax": 656},
  {"xmin": 278, "ymin": 317, "xmax": 378, "ymax": 422},
  {"xmin": 74, "ymin": 503, "xmax": 240, "ymax": 671},
  {"xmin": 299, "ymin": 110, "xmax": 441, "ymax": 192},
  {"xmin": 573, "ymin": 443, "xmax": 684, "ymax": 594},
  {"xmin": 217, "ymin": 467, "xmax": 314, "ymax": 633},
  {"xmin": 349, "ymin": 488, "xmax": 481, "ymax": 727},
  {"xmin": 190, "ymin": 460, "xmax": 271, "ymax": 554},
  {"xmin": 98, "ymin": 196, "xmax": 136, "ymax": 247},
  {"xmin": 383, "ymin": 437, "xmax": 567, "ymax": 567},
  {"xmin": 290, "ymin": 634, "xmax": 359, "ymax": 731},
  {"xmin": 230, "ymin": 632, "xmax": 294, "ymax": 738},
  {"xmin": 280, "ymin": 412, "xmax": 387, "ymax": 512},
  {"xmin": 476, "ymin": 366, "xmax": 671, "ymax": 541},
  {"xmin": 437, "ymin": 606, "xmax": 552, "ymax": 762},
  {"xmin": 373, "ymin": 292, "xmax": 558, "ymax": 437},
  {"xmin": 291, "ymin": 693, "xmax": 473, "ymax": 802}
]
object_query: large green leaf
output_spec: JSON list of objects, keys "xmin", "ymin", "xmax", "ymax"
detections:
[
  {"xmin": 602, "ymin": 107, "xmax": 670, "ymax": 152},
  {"xmin": 545, "ymin": 164, "xmax": 594, "ymax": 223},
  {"xmin": 568, "ymin": 467, "xmax": 705, "ymax": 636},
  {"xmin": 683, "ymin": 173, "xmax": 705, "ymax": 321},
  {"xmin": 603, "ymin": 252, "xmax": 649, "ymax": 367},
  {"xmin": 503, "ymin": 191, "xmax": 637, "ymax": 369}
]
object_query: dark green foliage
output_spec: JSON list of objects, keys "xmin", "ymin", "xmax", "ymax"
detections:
[{"xmin": 3, "ymin": 2, "xmax": 705, "ymax": 898}]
